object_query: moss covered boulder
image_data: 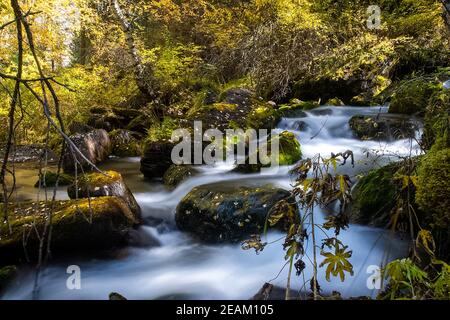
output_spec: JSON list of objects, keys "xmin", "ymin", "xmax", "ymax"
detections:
[
  {"xmin": 176, "ymin": 184, "xmax": 298, "ymax": 243},
  {"xmin": 325, "ymin": 98, "xmax": 345, "ymax": 106},
  {"xmin": 68, "ymin": 171, "xmax": 141, "ymax": 218},
  {"xmin": 349, "ymin": 114, "xmax": 420, "ymax": 140},
  {"xmin": 110, "ymin": 129, "xmax": 142, "ymax": 157},
  {"xmin": 389, "ymin": 79, "xmax": 439, "ymax": 115},
  {"xmin": 416, "ymin": 146, "xmax": 450, "ymax": 230},
  {"xmin": 163, "ymin": 165, "xmax": 199, "ymax": 188},
  {"xmin": 34, "ymin": 171, "xmax": 74, "ymax": 188},
  {"xmin": 62, "ymin": 129, "xmax": 112, "ymax": 173},
  {"xmin": 350, "ymin": 164, "xmax": 400, "ymax": 227},
  {"xmin": 0, "ymin": 197, "xmax": 140, "ymax": 263},
  {"xmin": 276, "ymin": 131, "xmax": 302, "ymax": 165}
]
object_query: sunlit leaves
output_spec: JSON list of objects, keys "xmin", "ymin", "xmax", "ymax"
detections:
[
  {"xmin": 320, "ymin": 242, "xmax": 354, "ymax": 282},
  {"xmin": 241, "ymin": 234, "xmax": 267, "ymax": 254}
]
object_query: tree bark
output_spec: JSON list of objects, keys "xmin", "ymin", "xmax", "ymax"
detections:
[
  {"xmin": 111, "ymin": 0, "xmax": 156, "ymax": 98},
  {"xmin": 443, "ymin": 0, "xmax": 450, "ymax": 32}
]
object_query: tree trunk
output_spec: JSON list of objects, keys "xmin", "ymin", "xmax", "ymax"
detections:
[
  {"xmin": 444, "ymin": 0, "xmax": 450, "ymax": 32},
  {"xmin": 111, "ymin": 0, "xmax": 155, "ymax": 98}
]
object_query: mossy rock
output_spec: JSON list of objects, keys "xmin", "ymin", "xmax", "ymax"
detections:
[
  {"xmin": 0, "ymin": 265, "xmax": 17, "ymax": 292},
  {"xmin": 416, "ymin": 146, "xmax": 450, "ymax": 230},
  {"xmin": 34, "ymin": 171, "xmax": 74, "ymax": 188},
  {"xmin": 422, "ymin": 89, "xmax": 450, "ymax": 150},
  {"xmin": 350, "ymin": 164, "xmax": 400, "ymax": 227},
  {"xmin": 176, "ymin": 184, "xmax": 298, "ymax": 243},
  {"xmin": 389, "ymin": 79, "xmax": 440, "ymax": 115},
  {"xmin": 278, "ymin": 100, "xmax": 320, "ymax": 117},
  {"xmin": 163, "ymin": 165, "xmax": 198, "ymax": 188},
  {"xmin": 325, "ymin": 97, "xmax": 345, "ymax": 106},
  {"xmin": 0, "ymin": 197, "xmax": 140, "ymax": 263},
  {"xmin": 270, "ymin": 131, "xmax": 302, "ymax": 166},
  {"xmin": 110, "ymin": 129, "xmax": 142, "ymax": 157},
  {"xmin": 68, "ymin": 171, "xmax": 141, "ymax": 217}
]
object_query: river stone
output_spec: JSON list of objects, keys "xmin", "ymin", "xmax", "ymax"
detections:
[
  {"xmin": 163, "ymin": 165, "xmax": 199, "ymax": 188},
  {"xmin": 62, "ymin": 129, "xmax": 112, "ymax": 173},
  {"xmin": 67, "ymin": 171, "xmax": 141, "ymax": 218},
  {"xmin": 0, "ymin": 197, "xmax": 140, "ymax": 264},
  {"xmin": 140, "ymin": 140, "xmax": 175, "ymax": 179},
  {"xmin": 176, "ymin": 184, "xmax": 298, "ymax": 243},
  {"xmin": 349, "ymin": 114, "xmax": 419, "ymax": 141},
  {"xmin": 109, "ymin": 129, "xmax": 142, "ymax": 157},
  {"xmin": 0, "ymin": 265, "xmax": 17, "ymax": 292}
]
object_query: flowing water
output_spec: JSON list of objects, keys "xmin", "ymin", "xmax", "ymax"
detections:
[{"xmin": 2, "ymin": 106, "xmax": 423, "ymax": 300}]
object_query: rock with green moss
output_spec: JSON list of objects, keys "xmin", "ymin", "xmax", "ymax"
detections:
[
  {"xmin": 0, "ymin": 197, "xmax": 140, "ymax": 263},
  {"xmin": 349, "ymin": 114, "xmax": 420, "ymax": 140},
  {"xmin": 34, "ymin": 171, "xmax": 74, "ymax": 188},
  {"xmin": 163, "ymin": 165, "xmax": 199, "ymax": 188},
  {"xmin": 268, "ymin": 131, "xmax": 302, "ymax": 166},
  {"xmin": 68, "ymin": 171, "xmax": 141, "ymax": 217},
  {"xmin": 350, "ymin": 164, "xmax": 400, "ymax": 227},
  {"xmin": 0, "ymin": 265, "xmax": 17, "ymax": 292},
  {"xmin": 110, "ymin": 129, "xmax": 142, "ymax": 157},
  {"xmin": 422, "ymin": 89, "xmax": 450, "ymax": 150},
  {"xmin": 325, "ymin": 98, "xmax": 345, "ymax": 106},
  {"xmin": 278, "ymin": 100, "xmax": 319, "ymax": 118},
  {"xmin": 176, "ymin": 184, "xmax": 298, "ymax": 243},
  {"xmin": 389, "ymin": 79, "xmax": 439, "ymax": 115},
  {"xmin": 416, "ymin": 146, "xmax": 450, "ymax": 230},
  {"xmin": 232, "ymin": 131, "xmax": 302, "ymax": 173}
]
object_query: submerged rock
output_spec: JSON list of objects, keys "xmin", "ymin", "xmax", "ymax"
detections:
[
  {"xmin": 0, "ymin": 197, "xmax": 141, "ymax": 263},
  {"xmin": 62, "ymin": 129, "xmax": 112, "ymax": 173},
  {"xmin": 349, "ymin": 114, "xmax": 419, "ymax": 140},
  {"xmin": 176, "ymin": 184, "xmax": 298, "ymax": 243},
  {"xmin": 163, "ymin": 165, "xmax": 199, "ymax": 188},
  {"xmin": 110, "ymin": 129, "xmax": 142, "ymax": 157},
  {"xmin": 67, "ymin": 171, "xmax": 141, "ymax": 218},
  {"xmin": 34, "ymin": 171, "xmax": 74, "ymax": 188}
]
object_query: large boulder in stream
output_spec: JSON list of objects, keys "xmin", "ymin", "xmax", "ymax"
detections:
[
  {"xmin": 349, "ymin": 114, "xmax": 420, "ymax": 141},
  {"xmin": 176, "ymin": 184, "xmax": 298, "ymax": 243},
  {"xmin": 67, "ymin": 171, "xmax": 141, "ymax": 218},
  {"xmin": 63, "ymin": 129, "xmax": 112, "ymax": 173},
  {"xmin": 0, "ymin": 197, "xmax": 141, "ymax": 264},
  {"xmin": 140, "ymin": 140, "xmax": 175, "ymax": 180}
]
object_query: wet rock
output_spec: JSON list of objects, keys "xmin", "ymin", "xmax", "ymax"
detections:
[
  {"xmin": 163, "ymin": 165, "xmax": 199, "ymax": 188},
  {"xmin": 292, "ymin": 120, "xmax": 308, "ymax": 131},
  {"xmin": 109, "ymin": 292, "xmax": 127, "ymax": 300},
  {"xmin": 110, "ymin": 129, "xmax": 142, "ymax": 157},
  {"xmin": 176, "ymin": 184, "xmax": 298, "ymax": 243},
  {"xmin": 67, "ymin": 171, "xmax": 141, "ymax": 218},
  {"xmin": 0, "ymin": 265, "xmax": 17, "ymax": 292},
  {"xmin": 350, "ymin": 164, "xmax": 399, "ymax": 227},
  {"xmin": 325, "ymin": 98, "xmax": 345, "ymax": 106},
  {"xmin": 309, "ymin": 108, "xmax": 333, "ymax": 116},
  {"xmin": 251, "ymin": 283, "xmax": 287, "ymax": 300},
  {"xmin": 140, "ymin": 140, "xmax": 175, "ymax": 180},
  {"xmin": 0, "ymin": 197, "xmax": 141, "ymax": 263},
  {"xmin": 232, "ymin": 131, "xmax": 302, "ymax": 173},
  {"xmin": 349, "ymin": 114, "xmax": 419, "ymax": 141},
  {"xmin": 34, "ymin": 171, "xmax": 74, "ymax": 188},
  {"xmin": 62, "ymin": 129, "xmax": 112, "ymax": 173}
]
